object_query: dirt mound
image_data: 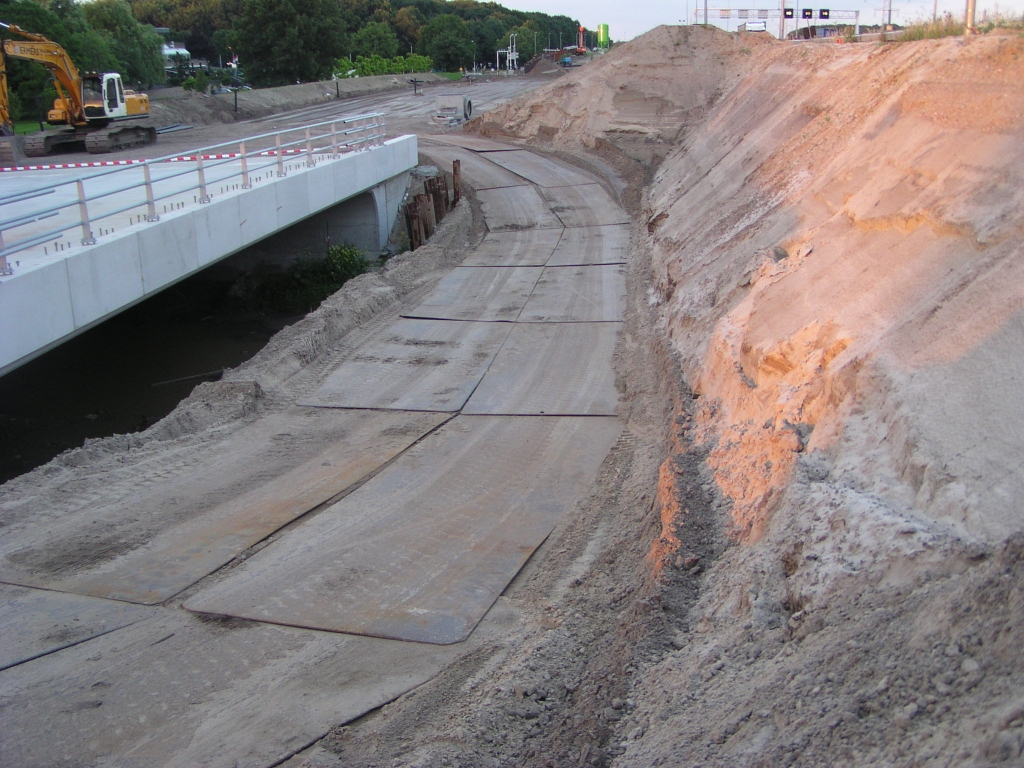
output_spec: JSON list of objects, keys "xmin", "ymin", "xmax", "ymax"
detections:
[
  {"xmin": 463, "ymin": 25, "xmax": 1024, "ymax": 766},
  {"xmin": 470, "ymin": 26, "xmax": 774, "ymax": 165}
]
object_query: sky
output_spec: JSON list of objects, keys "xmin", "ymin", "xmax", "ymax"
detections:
[{"xmin": 507, "ymin": 0, "xmax": 1024, "ymax": 41}]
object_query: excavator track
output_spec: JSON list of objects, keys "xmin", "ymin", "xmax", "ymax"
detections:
[
  {"xmin": 21, "ymin": 133, "xmax": 61, "ymax": 157},
  {"xmin": 85, "ymin": 123, "xmax": 157, "ymax": 154}
]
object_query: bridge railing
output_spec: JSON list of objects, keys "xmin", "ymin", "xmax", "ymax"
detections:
[{"xmin": 0, "ymin": 112, "xmax": 386, "ymax": 272}]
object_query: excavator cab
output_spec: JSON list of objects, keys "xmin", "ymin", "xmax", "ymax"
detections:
[{"xmin": 77, "ymin": 73, "xmax": 126, "ymax": 121}]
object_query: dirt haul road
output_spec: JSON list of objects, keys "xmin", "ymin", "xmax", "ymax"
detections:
[{"xmin": 2, "ymin": 25, "xmax": 1024, "ymax": 768}]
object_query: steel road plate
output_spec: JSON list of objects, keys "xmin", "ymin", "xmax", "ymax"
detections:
[
  {"xmin": 184, "ymin": 415, "xmax": 622, "ymax": 644},
  {"xmin": 547, "ymin": 224, "xmax": 631, "ymax": 266},
  {"xmin": 463, "ymin": 323, "xmax": 622, "ymax": 416},
  {"xmin": 540, "ymin": 184, "xmax": 631, "ymax": 228},
  {"xmin": 0, "ymin": 585, "xmax": 155, "ymax": 670},
  {"xmin": 404, "ymin": 266, "xmax": 543, "ymax": 322},
  {"xmin": 485, "ymin": 150, "xmax": 597, "ymax": 188},
  {"xmin": 419, "ymin": 144, "xmax": 528, "ymax": 190},
  {"xmin": 0, "ymin": 608, "xmax": 500, "ymax": 768},
  {"xmin": 0, "ymin": 409, "xmax": 448, "ymax": 604},
  {"xmin": 477, "ymin": 186, "xmax": 563, "ymax": 231},
  {"xmin": 518, "ymin": 265, "xmax": 627, "ymax": 323},
  {"xmin": 461, "ymin": 229, "xmax": 563, "ymax": 267},
  {"xmin": 428, "ymin": 134, "xmax": 518, "ymax": 152},
  {"xmin": 298, "ymin": 319, "xmax": 512, "ymax": 411}
]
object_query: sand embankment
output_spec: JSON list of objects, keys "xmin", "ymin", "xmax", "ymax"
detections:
[{"xmin": 472, "ymin": 25, "xmax": 1024, "ymax": 765}]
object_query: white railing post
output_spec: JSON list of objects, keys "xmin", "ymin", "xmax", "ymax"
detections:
[
  {"xmin": 143, "ymin": 162, "xmax": 160, "ymax": 221},
  {"xmin": 239, "ymin": 141, "xmax": 251, "ymax": 188},
  {"xmin": 276, "ymin": 134, "xmax": 286, "ymax": 177},
  {"xmin": 77, "ymin": 179, "xmax": 96, "ymax": 245},
  {"xmin": 305, "ymin": 127, "xmax": 314, "ymax": 167},
  {"xmin": 331, "ymin": 122, "xmax": 338, "ymax": 156},
  {"xmin": 196, "ymin": 155, "xmax": 211, "ymax": 203}
]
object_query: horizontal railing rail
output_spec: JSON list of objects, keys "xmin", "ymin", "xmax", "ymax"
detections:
[{"xmin": 0, "ymin": 112, "xmax": 386, "ymax": 267}]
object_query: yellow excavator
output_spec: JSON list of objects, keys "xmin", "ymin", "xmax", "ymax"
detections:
[{"xmin": 0, "ymin": 21, "xmax": 156, "ymax": 161}]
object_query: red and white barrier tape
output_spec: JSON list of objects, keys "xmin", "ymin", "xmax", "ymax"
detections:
[{"xmin": 0, "ymin": 148, "xmax": 319, "ymax": 173}]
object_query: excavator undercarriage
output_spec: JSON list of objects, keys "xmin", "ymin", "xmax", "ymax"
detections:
[{"xmin": 18, "ymin": 122, "xmax": 157, "ymax": 157}]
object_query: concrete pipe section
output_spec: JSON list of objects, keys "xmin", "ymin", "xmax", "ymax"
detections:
[{"xmin": 0, "ymin": 134, "xmax": 631, "ymax": 766}]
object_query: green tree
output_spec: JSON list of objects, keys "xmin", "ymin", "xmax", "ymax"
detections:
[
  {"xmin": 82, "ymin": 0, "xmax": 165, "ymax": 86},
  {"xmin": 50, "ymin": 0, "xmax": 121, "ymax": 73},
  {"xmin": 234, "ymin": 0, "xmax": 349, "ymax": 86},
  {"xmin": 211, "ymin": 27, "xmax": 238, "ymax": 64},
  {"xmin": 499, "ymin": 21, "xmax": 540, "ymax": 62},
  {"xmin": 351, "ymin": 21, "xmax": 399, "ymax": 59},
  {"xmin": 131, "ymin": 0, "xmax": 245, "ymax": 62},
  {"xmin": 393, "ymin": 6, "xmax": 424, "ymax": 53},
  {"xmin": 419, "ymin": 13, "xmax": 472, "ymax": 71},
  {"xmin": 338, "ymin": 0, "xmax": 394, "ymax": 29}
]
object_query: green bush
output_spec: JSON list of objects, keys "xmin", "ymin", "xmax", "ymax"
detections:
[
  {"xmin": 899, "ymin": 13, "xmax": 965, "ymax": 40},
  {"xmin": 228, "ymin": 245, "xmax": 369, "ymax": 314},
  {"xmin": 182, "ymin": 70, "xmax": 210, "ymax": 92},
  {"xmin": 337, "ymin": 53, "xmax": 433, "ymax": 78}
]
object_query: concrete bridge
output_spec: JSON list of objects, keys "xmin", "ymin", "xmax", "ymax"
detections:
[{"xmin": 0, "ymin": 115, "xmax": 415, "ymax": 377}]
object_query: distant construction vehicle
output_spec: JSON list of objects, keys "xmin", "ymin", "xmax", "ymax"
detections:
[{"xmin": 0, "ymin": 21, "xmax": 156, "ymax": 161}]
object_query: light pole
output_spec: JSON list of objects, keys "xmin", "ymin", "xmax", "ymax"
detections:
[{"xmin": 471, "ymin": 40, "xmax": 475, "ymax": 71}]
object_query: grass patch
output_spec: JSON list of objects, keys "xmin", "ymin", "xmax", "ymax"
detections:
[
  {"xmin": 899, "ymin": 11, "xmax": 1024, "ymax": 40},
  {"xmin": 437, "ymin": 72, "xmax": 463, "ymax": 80},
  {"xmin": 899, "ymin": 14, "xmax": 965, "ymax": 39},
  {"xmin": 11, "ymin": 119, "xmax": 44, "ymax": 135},
  {"xmin": 227, "ymin": 245, "xmax": 370, "ymax": 314}
]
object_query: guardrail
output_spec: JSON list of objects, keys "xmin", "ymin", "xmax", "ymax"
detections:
[{"xmin": 0, "ymin": 112, "xmax": 386, "ymax": 273}]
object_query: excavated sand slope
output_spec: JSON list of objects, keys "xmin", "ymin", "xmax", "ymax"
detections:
[{"xmin": 474, "ymin": 25, "xmax": 1024, "ymax": 766}]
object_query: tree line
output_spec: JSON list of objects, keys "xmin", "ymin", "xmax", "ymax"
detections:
[
  {"xmin": 137, "ymin": 0, "xmax": 583, "ymax": 85},
  {"xmin": 1, "ymin": 0, "xmax": 583, "ymax": 119}
]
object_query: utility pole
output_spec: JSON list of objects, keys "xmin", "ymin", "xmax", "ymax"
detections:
[{"xmin": 965, "ymin": 0, "xmax": 977, "ymax": 32}]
